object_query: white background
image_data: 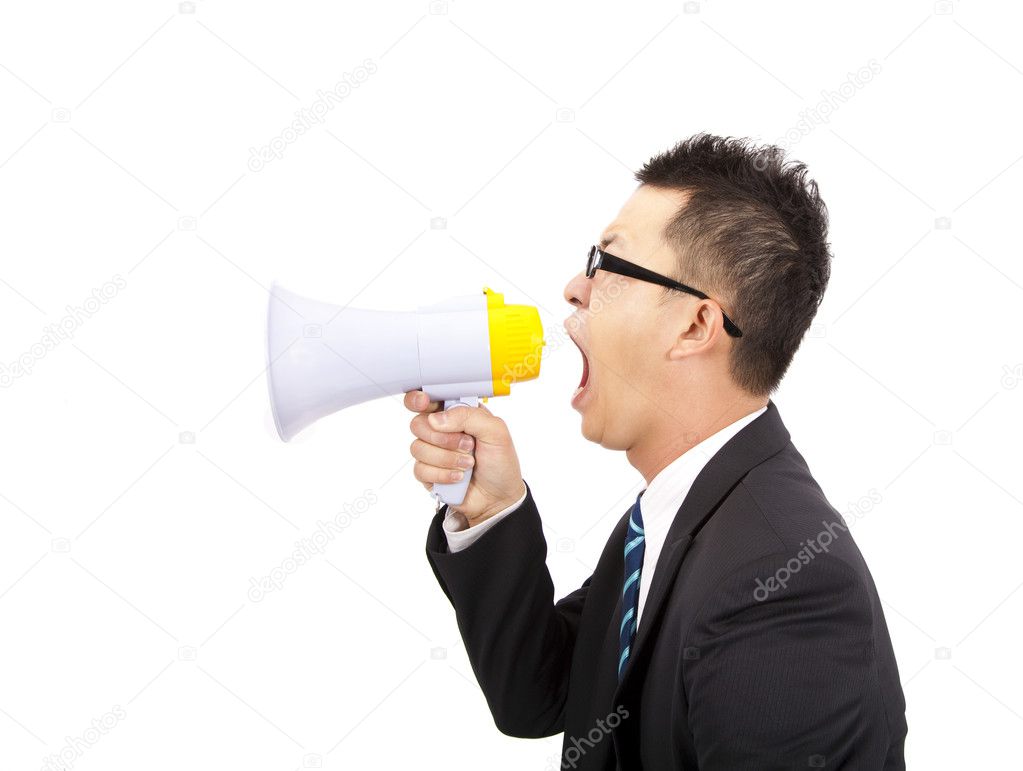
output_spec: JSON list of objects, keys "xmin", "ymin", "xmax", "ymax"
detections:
[{"xmin": 1, "ymin": 1, "xmax": 1021, "ymax": 768}]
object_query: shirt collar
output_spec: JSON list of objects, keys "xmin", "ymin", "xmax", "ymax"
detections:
[{"xmin": 640, "ymin": 405, "xmax": 768, "ymax": 531}]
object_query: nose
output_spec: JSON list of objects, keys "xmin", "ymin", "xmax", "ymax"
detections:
[{"xmin": 563, "ymin": 270, "xmax": 591, "ymax": 309}]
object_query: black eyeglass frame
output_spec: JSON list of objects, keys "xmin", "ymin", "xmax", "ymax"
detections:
[{"xmin": 585, "ymin": 245, "xmax": 743, "ymax": 338}]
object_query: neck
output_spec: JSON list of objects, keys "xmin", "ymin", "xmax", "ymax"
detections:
[{"xmin": 626, "ymin": 392, "xmax": 768, "ymax": 484}]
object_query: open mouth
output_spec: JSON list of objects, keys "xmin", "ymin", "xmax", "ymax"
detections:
[
  {"xmin": 570, "ymin": 333, "xmax": 590, "ymax": 403},
  {"xmin": 578, "ymin": 347, "xmax": 589, "ymax": 389}
]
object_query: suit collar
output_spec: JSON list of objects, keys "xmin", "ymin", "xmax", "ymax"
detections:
[{"xmin": 613, "ymin": 398, "xmax": 790, "ymax": 698}]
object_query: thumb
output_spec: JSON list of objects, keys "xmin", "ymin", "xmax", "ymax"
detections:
[{"xmin": 428, "ymin": 405, "xmax": 506, "ymax": 445}]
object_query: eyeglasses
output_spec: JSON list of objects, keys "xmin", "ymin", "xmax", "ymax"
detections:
[{"xmin": 585, "ymin": 245, "xmax": 743, "ymax": 338}]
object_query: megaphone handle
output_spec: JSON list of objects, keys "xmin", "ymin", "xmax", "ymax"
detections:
[{"xmin": 430, "ymin": 395, "xmax": 479, "ymax": 506}]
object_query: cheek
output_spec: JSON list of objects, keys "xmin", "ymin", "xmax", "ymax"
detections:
[
  {"xmin": 591, "ymin": 310, "xmax": 655, "ymax": 392},
  {"xmin": 612, "ymin": 297, "xmax": 657, "ymax": 351},
  {"xmin": 590, "ymin": 280, "xmax": 662, "ymax": 379},
  {"xmin": 589, "ymin": 313, "xmax": 624, "ymax": 378}
]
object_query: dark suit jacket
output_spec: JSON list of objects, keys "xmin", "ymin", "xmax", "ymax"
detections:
[{"xmin": 425, "ymin": 400, "xmax": 908, "ymax": 769}]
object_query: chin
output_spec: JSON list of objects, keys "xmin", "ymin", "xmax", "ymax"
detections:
[
  {"xmin": 578, "ymin": 411, "xmax": 601, "ymax": 444},
  {"xmin": 580, "ymin": 413, "xmax": 623, "ymax": 451}
]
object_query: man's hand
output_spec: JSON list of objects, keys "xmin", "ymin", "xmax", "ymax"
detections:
[{"xmin": 404, "ymin": 390, "xmax": 526, "ymax": 526}]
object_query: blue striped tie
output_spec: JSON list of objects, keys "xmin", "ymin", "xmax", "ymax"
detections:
[{"xmin": 618, "ymin": 491, "xmax": 645, "ymax": 682}]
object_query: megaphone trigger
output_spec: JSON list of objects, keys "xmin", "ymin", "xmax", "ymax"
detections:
[{"xmin": 429, "ymin": 396, "xmax": 480, "ymax": 506}]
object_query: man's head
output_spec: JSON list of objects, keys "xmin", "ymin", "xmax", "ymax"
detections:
[{"xmin": 562, "ymin": 133, "xmax": 831, "ymax": 476}]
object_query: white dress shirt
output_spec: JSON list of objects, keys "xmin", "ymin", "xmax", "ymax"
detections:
[{"xmin": 442, "ymin": 405, "xmax": 767, "ymax": 627}]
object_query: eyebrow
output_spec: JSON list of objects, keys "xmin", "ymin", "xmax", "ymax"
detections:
[{"xmin": 599, "ymin": 233, "xmax": 621, "ymax": 250}]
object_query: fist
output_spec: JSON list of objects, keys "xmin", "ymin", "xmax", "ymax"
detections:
[{"xmin": 404, "ymin": 390, "xmax": 526, "ymax": 525}]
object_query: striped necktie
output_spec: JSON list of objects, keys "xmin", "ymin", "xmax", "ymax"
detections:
[{"xmin": 618, "ymin": 490, "xmax": 646, "ymax": 682}]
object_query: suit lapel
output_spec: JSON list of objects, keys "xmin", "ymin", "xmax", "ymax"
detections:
[{"xmin": 612, "ymin": 399, "xmax": 791, "ymax": 698}]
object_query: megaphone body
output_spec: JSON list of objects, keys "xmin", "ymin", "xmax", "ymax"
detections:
[{"xmin": 266, "ymin": 284, "xmax": 544, "ymax": 505}]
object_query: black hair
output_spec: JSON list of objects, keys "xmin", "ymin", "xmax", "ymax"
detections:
[{"xmin": 635, "ymin": 133, "xmax": 832, "ymax": 396}]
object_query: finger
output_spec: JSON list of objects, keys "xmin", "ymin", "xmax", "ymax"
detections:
[
  {"xmin": 410, "ymin": 438, "xmax": 475, "ymax": 471},
  {"xmin": 427, "ymin": 405, "xmax": 507, "ymax": 445},
  {"xmin": 410, "ymin": 414, "xmax": 475, "ymax": 453},
  {"xmin": 414, "ymin": 461, "xmax": 466, "ymax": 485},
  {"xmin": 403, "ymin": 390, "xmax": 442, "ymax": 413}
]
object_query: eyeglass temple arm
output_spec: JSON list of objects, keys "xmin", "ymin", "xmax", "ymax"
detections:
[{"xmin": 596, "ymin": 251, "xmax": 743, "ymax": 337}]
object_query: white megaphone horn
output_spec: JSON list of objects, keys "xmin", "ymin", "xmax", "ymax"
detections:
[{"xmin": 265, "ymin": 283, "xmax": 545, "ymax": 505}]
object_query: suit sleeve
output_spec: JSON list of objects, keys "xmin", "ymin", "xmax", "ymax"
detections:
[
  {"xmin": 442, "ymin": 483, "xmax": 529, "ymax": 552},
  {"xmin": 684, "ymin": 553, "xmax": 896, "ymax": 770},
  {"xmin": 425, "ymin": 480, "xmax": 590, "ymax": 738}
]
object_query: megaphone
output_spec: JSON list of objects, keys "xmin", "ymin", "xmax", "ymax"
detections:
[{"xmin": 266, "ymin": 283, "xmax": 545, "ymax": 505}]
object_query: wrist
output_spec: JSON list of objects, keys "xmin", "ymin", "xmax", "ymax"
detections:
[{"xmin": 461, "ymin": 479, "xmax": 527, "ymax": 528}]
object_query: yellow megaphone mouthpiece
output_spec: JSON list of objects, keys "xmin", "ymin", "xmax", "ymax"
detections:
[{"xmin": 484, "ymin": 287, "xmax": 545, "ymax": 396}]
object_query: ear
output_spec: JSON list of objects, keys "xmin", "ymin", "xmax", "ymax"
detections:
[{"xmin": 667, "ymin": 299, "xmax": 719, "ymax": 361}]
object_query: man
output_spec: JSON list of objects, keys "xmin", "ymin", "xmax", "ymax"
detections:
[{"xmin": 405, "ymin": 134, "xmax": 907, "ymax": 769}]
